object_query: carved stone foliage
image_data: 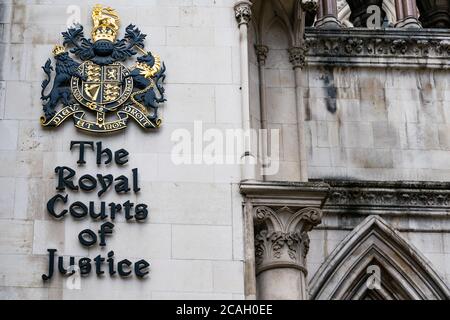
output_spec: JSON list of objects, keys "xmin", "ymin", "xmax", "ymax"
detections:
[
  {"xmin": 253, "ymin": 206, "xmax": 322, "ymax": 274},
  {"xmin": 304, "ymin": 28, "xmax": 450, "ymax": 68},
  {"xmin": 234, "ymin": 1, "xmax": 252, "ymax": 26},
  {"xmin": 306, "ymin": 32, "xmax": 450, "ymax": 57},
  {"xmin": 288, "ymin": 46, "xmax": 308, "ymax": 68},
  {"xmin": 254, "ymin": 45, "xmax": 269, "ymax": 66},
  {"xmin": 326, "ymin": 181, "xmax": 450, "ymax": 210}
]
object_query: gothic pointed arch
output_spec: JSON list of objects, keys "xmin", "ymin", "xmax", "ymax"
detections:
[
  {"xmin": 263, "ymin": 15, "xmax": 292, "ymax": 50},
  {"xmin": 309, "ymin": 215, "xmax": 450, "ymax": 300},
  {"xmin": 258, "ymin": 0, "xmax": 295, "ymax": 46}
]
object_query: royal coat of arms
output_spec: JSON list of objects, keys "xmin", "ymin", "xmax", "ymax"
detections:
[{"xmin": 40, "ymin": 5, "xmax": 166, "ymax": 133}]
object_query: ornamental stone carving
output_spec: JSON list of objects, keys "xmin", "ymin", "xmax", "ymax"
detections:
[
  {"xmin": 288, "ymin": 46, "xmax": 307, "ymax": 69},
  {"xmin": 253, "ymin": 206, "xmax": 323, "ymax": 275},
  {"xmin": 301, "ymin": 0, "xmax": 319, "ymax": 27},
  {"xmin": 304, "ymin": 28, "xmax": 450, "ymax": 68},
  {"xmin": 306, "ymin": 33, "xmax": 450, "ymax": 57},
  {"xmin": 323, "ymin": 181, "xmax": 450, "ymax": 216},
  {"xmin": 234, "ymin": 1, "xmax": 252, "ymax": 26},
  {"xmin": 255, "ymin": 45, "xmax": 269, "ymax": 66}
]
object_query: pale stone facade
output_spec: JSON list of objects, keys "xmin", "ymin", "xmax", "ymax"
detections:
[
  {"xmin": 0, "ymin": 0, "xmax": 245, "ymax": 300},
  {"xmin": 0, "ymin": 0, "xmax": 449, "ymax": 300},
  {"xmin": 245, "ymin": 0, "xmax": 450, "ymax": 300}
]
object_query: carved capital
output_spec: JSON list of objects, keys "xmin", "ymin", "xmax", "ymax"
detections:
[
  {"xmin": 301, "ymin": 0, "xmax": 319, "ymax": 12},
  {"xmin": 255, "ymin": 45, "xmax": 269, "ymax": 66},
  {"xmin": 301, "ymin": 0, "xmax": 319, "ymax": 27},
  {"xmin": 234, "ymin": 1, "xmax": 252, "ymax": 27},
  {"xmin": 253, "ymin": 206, "xmax": 322, "ymax": 275},
  {"xmin": 288, "ymin": 46, "xmax": 306, "ymax": 69}
]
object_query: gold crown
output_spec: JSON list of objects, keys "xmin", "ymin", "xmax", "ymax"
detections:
[
  {"xmin": 91, "ymin": 4, "xmax": 120, "ymax": 43},
  {"xmin": 52, "ymin": 45, "xmax": 65, "ymax": 56},
  {"xmin": 92, "ymin": 26, "xmax": 117, "ymax": 42}
]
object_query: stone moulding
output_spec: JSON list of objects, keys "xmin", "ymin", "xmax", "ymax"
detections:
[
  {"xmin": 304, "ymin": 27, "xmax": 450, "ymax": 68},
  {"xmin": 240, "ymin": 181, "xmax": 331, "ymax": 208},
  {"xmin": 309, "ymin": 215, "xmax": 450, "ymax": 300},
  {"xmin": 253, "ymin": 206, "xmax": 322, "ymax": 275},
  {"xmin": 240, "ymin": 182, "xmax": 330, "ymax": 275},
  {"xmin": 322, "ymin": 180, "xmax": 450, "ymax": 216}
]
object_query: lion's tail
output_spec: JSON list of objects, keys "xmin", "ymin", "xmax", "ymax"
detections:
[{"xmin": 41, "ymin": 59, "xmax": 53, "ymax": 102}]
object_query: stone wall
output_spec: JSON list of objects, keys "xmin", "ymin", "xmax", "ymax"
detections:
[
  {"xmin": 248, "ymin": 21, "xmax": 450, "ymax": 298},
  {"xmin": 249, "ymin": 18, "xmax": 302, "ymax": 182},
  {"xmin": 0, "ymin": 0, "xmax": 245, "ymax": 300},
  {"xmin": 303, "ymin": 64, "xmax": 450, "ymax": 294},
  {"xmin": 305, "ymin": 66, "xmax": 450, "ymax": 182}
]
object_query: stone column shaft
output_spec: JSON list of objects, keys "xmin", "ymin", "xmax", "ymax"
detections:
[
  {"xmin": 235, "ymin": 1, "xmax": 256, "ymax": 181},
  {"xmin": 404, "ymin": 0, "xmax": 418, "ymax": 17},
  {"xmin": 395, "ymin": 0, "xmax": 421, "ymax": 28},
  {"xmin": 289, "ymin": 47, "xmax": 308, "ymax": 183},
  {"xmin": 315, "ymin": 0, "xmax": 341, "ymax": 28},
  {"xmin": 254, "ymin": 206, "xmax": 323, "ymax": 300},
  {"xmin": 244, "ymin": 199, "xmax": 257, "ymax": 300},
  {"xmin": 240, "ymin": 181, "xmax": 330, "ymax": 300},
  {"xmin": 255, "ymin": 45, "xmax": 269, "ymax": 180}
]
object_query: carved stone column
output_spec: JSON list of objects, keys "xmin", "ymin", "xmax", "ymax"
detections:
[
  {"xmin": 396, "ymin": 0, "xmax": 405, "ymax": 21},
  {"xmin": 240, "ymin": 181, "xmax": 330, "ymax": 300},
  {"xmin": 395, "ymin": 0, "xmax": 422, "ymax": 28},
  {"xmin": 301, "ymin": 0, "xmax": 319, "ymax": 27},
  {"xmin": 255, "ymin": 45, "xmax": 269, "ymax": 179},
  {"xmin": 315, "ymin": 0, "xmax": 341, "ymax": 29},
  {"xmin": 417, "ymin": 0, "xmax": 450, "ymax": 28},
  {"xmin": 254, "ymin": 206, "xmax": 322, "ymax": 299},
  {"xmin": 234, "ymin": 0, "xmax": 257, "ymax": 181},
  {"xmin": 289, "ymin": 47, "xmax": 308, "ymax": 183}
]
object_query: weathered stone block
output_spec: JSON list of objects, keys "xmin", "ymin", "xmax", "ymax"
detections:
[
  {"xmin": 309, "ymin": 147, "xmax": 332, "ymax": 167},
  {"xmin": 359, "ymin": 99, "xmax": 388, "ymax": 122},
  {"xmin": 105, "ymin": 222, "xmax": 172, "ymax": 259},
  {"xmin": 167, "ymin": 26, "xmax": 214, "ymax": 46},
  {"xmin": 172, "ymin": 225, "xmax": 232, "ymax": 260},
  {"xmin": 372, "ymin": 122, "xmax": 400, "ymax": 149},
  {"xmin": 215, "ymin": 84, "xmax": 242, "ymax": 124},
  {"xmin": 266, "ymin": 87, "xmax": 297, "ymax": 125},
  {"xmin": 212, "ymin": 261, "xmax": 244, "ymax": 293},
  {"xmin": 340, "ymin": 122, "xmax": 373, "ymax": 148},
  {"xmin": 0, "ymin": 177, "xmax": 15, "ymax": 219},
  {"xmin": 0, "ymin": 220, "xmax": 33, "ymax": 255},
  {"xmin": 13, "ymin": 178, "xmax": 44, "ymax": 220},
  {"xmin": 346, "ymin": 148, "xmax": 393, "ymax": 169},
  {"xmin": 0, "ymin": 119, "xmax": 18, "ymax": 150}
]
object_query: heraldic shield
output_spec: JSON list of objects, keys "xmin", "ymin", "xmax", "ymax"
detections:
[{"xmin": 40, "ymin": 4, "xmax": 166, "ymax": 133}]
